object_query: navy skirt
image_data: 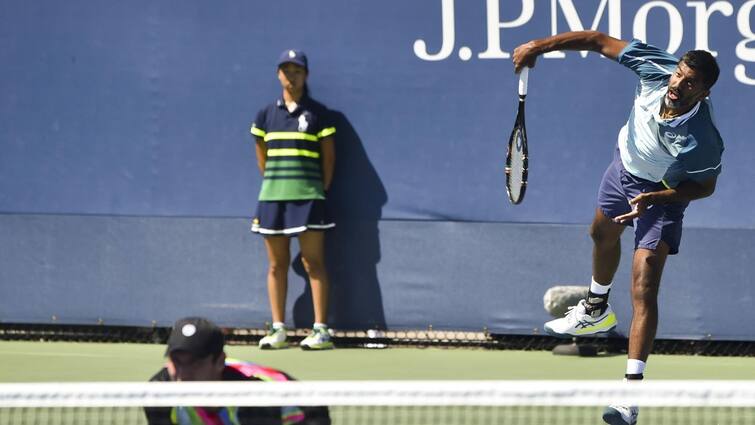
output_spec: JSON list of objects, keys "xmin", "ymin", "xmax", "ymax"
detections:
[{"xmin": 251, "ymin": 199, "xmax": 335, "ymax": 236}]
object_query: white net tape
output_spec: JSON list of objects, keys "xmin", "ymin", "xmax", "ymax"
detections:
[{"xmin": 1, "ymin": 380, "xmax": 754, "ymax": 408}]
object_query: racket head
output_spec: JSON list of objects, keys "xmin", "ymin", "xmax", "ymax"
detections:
[{"xmin": 505, "ymin": 101, "xmax": 528, "ymax": 204}]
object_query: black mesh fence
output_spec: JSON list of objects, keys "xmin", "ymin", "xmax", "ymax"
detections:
[{"xmin": 1, "ymin": 323, "xmax": 754, "ymax": 356}]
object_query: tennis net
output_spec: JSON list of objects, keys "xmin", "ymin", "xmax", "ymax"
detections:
[{"xmin": 1, "ymin": 380, "xmax": 754, "ymax": 424}]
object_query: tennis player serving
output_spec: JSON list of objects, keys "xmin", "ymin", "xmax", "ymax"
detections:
[{"xmin": 513, "ymin": 31, "xmax": 723, "ymax": 425}]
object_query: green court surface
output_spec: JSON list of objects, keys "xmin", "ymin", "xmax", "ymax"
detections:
[{"xmin": 2, "ymin": 340, "xmax": 755, "ymax": 382}]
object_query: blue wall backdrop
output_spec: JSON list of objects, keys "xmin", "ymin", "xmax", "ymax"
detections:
[{"xmin": 1, "ymin": 0, "xmax": 753, "ymax": 339}]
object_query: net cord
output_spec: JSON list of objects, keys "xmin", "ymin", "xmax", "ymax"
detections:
[{"xmin": 1, "ymin": 381, "xmax": 754, "ymax": 408}]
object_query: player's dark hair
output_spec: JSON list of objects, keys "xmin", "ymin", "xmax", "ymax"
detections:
[{"xmin": 680, "ymin": 50, "xmax": 720, "ymax": 89}]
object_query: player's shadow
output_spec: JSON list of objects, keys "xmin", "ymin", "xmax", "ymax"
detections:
[{"xmin": 292, "ymin": 108, "xmax": 388, "ymax": 330}]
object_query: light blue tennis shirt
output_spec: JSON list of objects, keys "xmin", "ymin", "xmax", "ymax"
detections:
[{"xmin": 616, "ymin": 39, "xmax": 724, "ymax": 188}]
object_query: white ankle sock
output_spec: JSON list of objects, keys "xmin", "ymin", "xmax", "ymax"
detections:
[
  {"xmin": 626, "ymin": 359, "xmax": 646, "ymax": 375},
  {"xmin": 590, "ymin": 277, "xmax": 612, "ymax": 295}
]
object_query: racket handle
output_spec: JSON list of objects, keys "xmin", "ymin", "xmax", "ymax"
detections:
[{"xmin": 518, "ymin": 67, "xmax": 529, "ymax": 96}]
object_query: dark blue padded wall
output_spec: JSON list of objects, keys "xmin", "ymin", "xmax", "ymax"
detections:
[
  {"xmin": 1, "ymin": 0, "xmax": 754, "ymax": 339},
  {"xmin": 2, "ymin": 0, "xmax": 753, "ymax": 224},
  {"xmin": 2, "ymin": 215, "xmax": 754, "ymax": 340}
]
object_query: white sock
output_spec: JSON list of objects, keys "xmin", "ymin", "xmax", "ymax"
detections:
[
  {"xmin": 626, "ymin": 359, "xmax": 646, "ymax": 375},
  {"xmin": 272, "ymin": 322, "xmax": 285, "ymax": 330},
  {"xmin": 313, "ymin": 322, "xmax": 328, "ymax": 330},
  {"xmin": 590, "ymin": 277, "xmax": 612, "ymax": 295}
]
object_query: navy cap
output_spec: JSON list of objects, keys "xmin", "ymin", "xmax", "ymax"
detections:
[
  {"xmin": 277, "ymin": 49, "xmax": 308, "ymax": 71},
  {"xmin": 166, "ymin": 317, "xmax": 224, "ymax": 358}
]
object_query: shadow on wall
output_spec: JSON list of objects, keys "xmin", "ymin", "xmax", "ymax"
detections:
[{"xmin": 292, "ymin": 109, "xmax": 388, "ymax": 330}]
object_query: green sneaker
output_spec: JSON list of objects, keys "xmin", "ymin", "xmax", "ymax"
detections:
[
  {"xmin": 258, "ymin": 326, "xmax": 288, "ymax": 350},
  {"xmin": 300, "ymin": 327, "xmax": 334, "ymax": 350}
]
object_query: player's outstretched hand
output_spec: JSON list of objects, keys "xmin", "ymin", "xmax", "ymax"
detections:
[
  {"xmin": 513, "ymin": 41, "xmax": 539, "ymax": 73},
  {"xmin": 614, "ymin": 193, "xmax": 656, "ymax": 224}
]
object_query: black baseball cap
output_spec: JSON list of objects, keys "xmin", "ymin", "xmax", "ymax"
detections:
[
  {"xmin": 277, "ymin": 49, "xmax": 308, "ymax": 71},
  {"xmin": 166, "ymin": 317, "xmax": 224, "ymax": 358}
]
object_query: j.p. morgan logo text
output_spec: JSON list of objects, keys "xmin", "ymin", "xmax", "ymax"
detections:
[{"xmin": 413, "ymin": 0, "xmax": 755, "ymax": 85}]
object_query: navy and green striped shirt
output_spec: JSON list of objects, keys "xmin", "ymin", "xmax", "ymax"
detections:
[{"xmin": 251, "ymin": 96, "xmax": 335, "ymax": 201}]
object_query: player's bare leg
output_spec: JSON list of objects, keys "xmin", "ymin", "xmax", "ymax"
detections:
[
  {"xmin": 602, "ymin": 244, "xmax": 668, "ymax": 424},
  {"xmin": 610, "ymin": 244, "xmax": 667, "ymax": 423},
  {"xmin": 544, "ymin": 209, "xmax": 622, "ymax": 337},
  {"xmin": 628, "ymin": 243, "xmax": 669, "ymax": 362},
  {"xmin": 298, "ymin": 230, "xmax": 334, "ymax": 349},
  {"xmin": 298, "ymin": 230, "xmax": 330, "ymax": 324},
  {"xmin": 589, "ymin": 208, "xmax": 625, "ymax": 284},
  {"xmin": 583, "ymin": 208, "xmax": 625, "ymax": 320},
  {"xmin": 263, "ymin": 235, "xmax": 291, "ymax": 323}
]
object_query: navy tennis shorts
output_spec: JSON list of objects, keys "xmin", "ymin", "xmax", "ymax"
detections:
[
  {"xmin": 597, "ymin": 148, "xmax": 689, "ymax": 255},
  {"xmin": 251, "ymin": 199, "xmax": 335, "ymax": 236}
]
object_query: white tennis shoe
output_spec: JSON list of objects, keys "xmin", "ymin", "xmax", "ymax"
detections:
[
  {"xmin": 300, "ymin": 327, "xmax": 334, "ymax": 350},
  {"xmin": 603, "ymin": 405, "xmax": 639, "ymax": 425},
  {"xmin": 543, "ymin": 299, "xmax": 617, "ymax": 337},
  {"xmin": 258, "ymin": 326, "xmax": 288, "ymax": 350}
]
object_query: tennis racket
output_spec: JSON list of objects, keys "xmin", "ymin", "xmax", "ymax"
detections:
[{"xmin": 505, "ymin": 67, "xmax": 529, "ymax": 205}]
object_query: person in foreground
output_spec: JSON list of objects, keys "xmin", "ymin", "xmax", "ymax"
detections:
[
  {"xmin": 144, "ymin": 317, "xmax": 330, "ymax": 425},
  {"xmin": 513, "ymin": 31, "xmax": 723, "ymax": 424},
  {"xmin": 250, "ymin": 49, "xmax": 336, "ymax": 350}
]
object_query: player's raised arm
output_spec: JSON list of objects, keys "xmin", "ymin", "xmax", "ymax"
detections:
[{"xmin": 513, "ymin": 31, "xmax": 628, "ymax": 73}]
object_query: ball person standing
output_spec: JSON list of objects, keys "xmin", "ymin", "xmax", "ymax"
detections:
[{"xmin": 250, "ymin": 49, "xmax": 336, "ymax": 350}]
